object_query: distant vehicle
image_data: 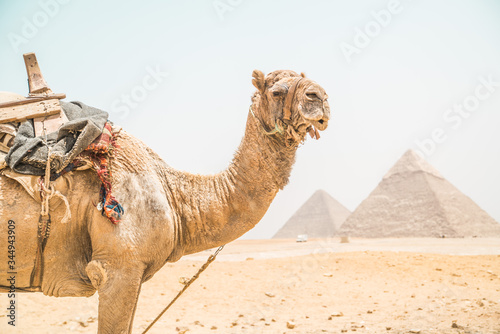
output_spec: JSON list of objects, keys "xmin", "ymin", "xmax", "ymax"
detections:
[{"xmin": 296, "ymin": 234, "xmax": 308, "ymax": 242}]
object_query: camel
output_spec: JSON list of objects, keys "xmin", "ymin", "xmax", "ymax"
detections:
[{"xmin": 0, "ymin": 69, "xmax": 330, "ymax": 333}]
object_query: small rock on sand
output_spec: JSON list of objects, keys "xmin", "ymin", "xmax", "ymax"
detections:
[
  {"xmin": 179, "ymin": 277, "xmax": 190, "ymax": 285},
  {"xmin": 329, "ymin": 311, "xmax": 343, "ymax": 319},
  {"xmin": 286, "ymin": 321, "xmax": 296, "ymax": 329}
]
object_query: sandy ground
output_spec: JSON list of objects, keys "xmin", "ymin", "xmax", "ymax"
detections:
[{"xmin": 1, "ymin": 238, "xmax": 499, "ymax": 334}]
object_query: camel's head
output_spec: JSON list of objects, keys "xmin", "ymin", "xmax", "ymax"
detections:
[{"xmin": 251, "ymin": 69, "xmax": 330, "ymax": 145}]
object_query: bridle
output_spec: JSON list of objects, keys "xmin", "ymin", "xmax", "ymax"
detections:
[
  {"xmin": 283, "ymin": 77, "xmax": 305, "ymax": 122},
  {"xmin": 249, "ymin": 77, "xmax": 306, "ymax": 136},
  {"xmin": 249, "ymin": 105, "xmax": 283, "ymax": 135}
]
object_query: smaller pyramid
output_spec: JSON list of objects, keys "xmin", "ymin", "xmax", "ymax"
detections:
[
  {"xmin": 273, "ymin": 190, "xmax": 351, "ymax": 238},
  {"xmin": 337, "ymin": 150, "xmax": 500, "ymax": 238}
]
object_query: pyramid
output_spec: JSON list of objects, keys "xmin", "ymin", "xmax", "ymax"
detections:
[
  {"xmin": 273, "ymin": 190, "xmax": 351, "ymax": 238},
  {"xmin": 337, "ymin": 150, "xmax": 500, "ymax": 238}
]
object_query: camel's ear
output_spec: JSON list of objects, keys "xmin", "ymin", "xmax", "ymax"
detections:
[
  {"xmin": 300, "ymin": 72, "xmax": 306, "ymax": 78},
  {"xmin": 252, "ymin": 69, "xmax": 266, "ymax": 94}
]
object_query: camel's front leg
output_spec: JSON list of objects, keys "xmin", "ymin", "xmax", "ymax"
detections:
[{"xmin": 87, "ymin": 261, "xmax": 144, "ymax": 334}]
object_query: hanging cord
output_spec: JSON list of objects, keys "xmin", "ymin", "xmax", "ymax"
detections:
[
  {"xmin": 40, "ymin": 121, "xmax": 51, "ymax": 217},
  {"xmin": 31, "ymin": 144, "xmax": 54, "ymax": 288},
  {"xmin": 40, "ymin": 181, "xmax": 72, "ymax": 224},
  {"xmin": 249, "ymin": 106, "xmax": 284, "ymax": 136},
  {"xmin": 38, "ymin": 117, "xmax": 71, "ymax": 223},
  {"xmin": 30, "ymin": 120, "xmax": 72, "ymax": 288},
  {"xmin": 141, "ymin": 245, "xmax": 225, "ymax": 334},
  {"xmin": 39, "ymin": 145, "xmax": 53, "ymax": 217},
  {"xmin": 39, "ymin": 148, "xmax": 71, "ymax": 224}
]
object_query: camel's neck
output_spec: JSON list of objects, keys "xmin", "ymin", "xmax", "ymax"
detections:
[{"xmin": 170, "ymin": 111, "xmax": 297, "ymax": 255}]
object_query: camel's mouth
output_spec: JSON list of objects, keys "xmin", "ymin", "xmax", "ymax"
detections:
[
  {"xmin": 305, "ymin": 119, "xmax": 328, "ymax": 139},
  {"xmin": 297, "ymin": 86, "xmax": 330, "ymax": 140}
]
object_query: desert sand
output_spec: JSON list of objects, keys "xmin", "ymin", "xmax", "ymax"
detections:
[{"xmin": 1, "ymin": 238, "xmax": 499, "ymax": 334}]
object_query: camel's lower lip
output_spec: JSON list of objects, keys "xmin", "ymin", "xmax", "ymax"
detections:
[{"xmin": 307, "ymin": 119, "xmax": 328, "ymax": 132}]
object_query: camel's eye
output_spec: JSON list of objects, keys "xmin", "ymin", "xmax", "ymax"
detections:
[
  {"xmin": 271, "ymin": 85, "xmax": 287, "ymax": 98},
  {"xmin": 306, "ymin": 93, "xmax": 320, "ymax": 100}
]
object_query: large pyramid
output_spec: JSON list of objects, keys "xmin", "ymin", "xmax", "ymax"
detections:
[
  {"xmin": 337, "ymin": 150, "xmax": 500, "ymax": 238},
  {"xmin": 273, "ymin": 190, "xmax": 351, "ymax": 238}
]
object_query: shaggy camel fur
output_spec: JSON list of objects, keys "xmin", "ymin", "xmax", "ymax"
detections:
[{"xmin": 0, "ymin": 69, "xmax": 330, "ymax": 333}]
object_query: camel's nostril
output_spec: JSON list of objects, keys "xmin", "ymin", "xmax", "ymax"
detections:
[{"xmin": 319, "ymin": 119, "xmax": 324, "ymax": 125}]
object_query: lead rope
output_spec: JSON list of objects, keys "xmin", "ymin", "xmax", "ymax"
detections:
[
  {"xmin": 30, "ymin": 140, "xmax": 53, "ymax": 287},
  {"xmin": 141, "ymin": 245, "xmax": 225, "ymax": 334},
  {"xmin": 249, "ymin": 106, "xmax": 283, "ymax": 136}
]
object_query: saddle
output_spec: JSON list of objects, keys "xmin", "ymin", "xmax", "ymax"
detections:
[
  {"xmin": 0, "ymin": 53, "xmax": 68, "ymax": 163},
  {"xmin": 1, "ymin": 54, "xmax": 123, "ymax": 288},
  {"xmin": 1, "ymin": 53, "xmax": 81, "ymax": 289}
]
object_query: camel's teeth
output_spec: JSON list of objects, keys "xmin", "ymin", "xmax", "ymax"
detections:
[
  {"xmin": 314, "ymin": 126, "xmax": 320, "ymax": 140},
  {"xmin": 308, "ymin": 127, "xmax": 315, "ymax": 138}
]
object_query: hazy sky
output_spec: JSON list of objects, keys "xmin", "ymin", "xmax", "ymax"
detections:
[{"xmin": 0, "ymin": 0, "xmax": 499, "ymax": 239}]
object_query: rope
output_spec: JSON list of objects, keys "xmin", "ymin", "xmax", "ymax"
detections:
[
  {"xmin": 141, "ymin": 245, "xmax": 225, "ymax": 334},
  {"xmin": 46, "ymin": 184, "xmax": 72, "ymax": 224},
  {"xmin": 249, "ymin": 106, "xmax": 283, "ymax": 136},
  {"xmin": 40, "ymin": 147, "xmax": 53, "ymax": 217},
  {"xmin": 39, "ymin": 147, "xmax": 71, "ymax": 223},
  {"xmin": 283, "ymin": 77, "xmax": 305, "ymax": 121},
  {"xmin": 249, "ymin": 77, "xmax": 307, "ymax": 138}
]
